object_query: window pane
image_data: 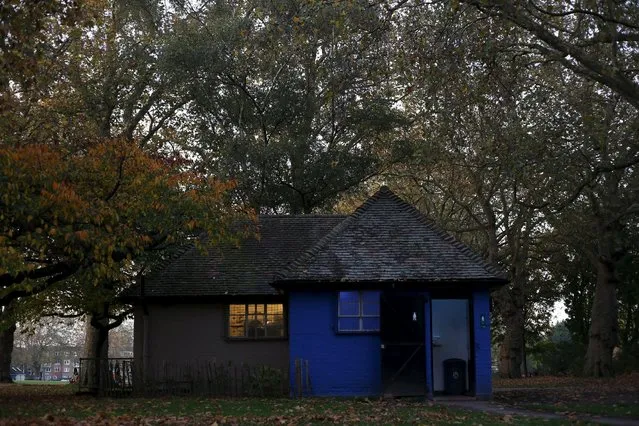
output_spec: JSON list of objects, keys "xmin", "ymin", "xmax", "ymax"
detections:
[
  {"xmin": 339, "ymin": 291, "xmax": 359, "ymax": 303},
  {"xmin": 339, "ymin": 302, "xmax": 359, "ymax": 316},
  {"xmin": 339, "ymin": 292, "xmax": 360, "ymax": 316},
  {"xmin": 266, "ymin": 314, "xmax": 284, "ymax": 337},
  {"xmin": 338, "ymin": 317, "xmax": 360, "ymax": 331},
  {"xmin": 266, "ymin": 304, "xmax": 283, "ymax": 315},
  {"xmin": 229, "ymin": 313, "xmax": 246, "ymax": 337},
  {"xmin": 248, "ymin": 304, "xmax": 265, "ymax": 315},
  {"xmin": 362, "ymin": 317, "xmax": 380, "ymax": 331},
  {"xmin": 265, "ymin": 304, "xmax": 284, "ymax": 337},
  {"xmin": 362, "ymin": 302, "xmax": 379, "ymax": 316},
  {"xmin": 360, "ymin": 291, "xmax": 379, "ymax": 305},
  {"xmin": 229, "ymin": 305, "xmax": 245, "ymax": 315},
  {"xmin": 247, "ymin": 313, "xmax": 265, "ymax": 337}
]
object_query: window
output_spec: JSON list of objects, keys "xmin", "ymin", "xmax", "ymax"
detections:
[
  {"xmin": 54, "ymin": 365, "xmax": 60, "ymax": 372},
  {"xmin": 338, "ymin": 291, "xmax": 380, "ymax": 332},
  {"xmin": 228, "ymin": 304, "xmax": 285, "ymax": 338},
  {"xmin": 64, "ymin": 360, "xmax": 70, "ymax": 365},
  {"xmin": 63, "ymin": 367, "xmax": 69, "ymax": 373}
]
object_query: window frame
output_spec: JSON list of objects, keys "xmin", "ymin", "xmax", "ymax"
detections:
[
  {"xmin": 226, "ymin": 303, "xmax": 287, "ymax": 341},
  {"xmin": 337, "ymin": 291, "xmax": 381, "ymax": 333}
]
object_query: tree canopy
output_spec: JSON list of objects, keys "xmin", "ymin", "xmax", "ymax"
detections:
[{"xmin": 1, "ymin": 0, "xmax": 638, "ymax": 379}]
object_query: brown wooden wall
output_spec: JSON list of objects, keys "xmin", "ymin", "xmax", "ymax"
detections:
[{"xmin": 134, "ymin": 303, "xmax": 289, "ymax": 374}]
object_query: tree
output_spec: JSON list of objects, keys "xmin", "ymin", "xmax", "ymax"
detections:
[
  {"xmin": 1, "ymin": 0, "xmax": 248, "ymax": 384},
  {"xmin": 388, "ymin": 0, "xmax": 639, "ymax": 376},
  {"xmin": 386, "ymin": 3, "xmax": 563, "ymax": 378},
  {"xmin": 0, "ymin": 140, "xmax": 244, "ymax": 379},
  {"xmin": 171, "ymin": 0, "xmax": 410, "ymax": 213},
  {"xmin": 460, "ymin": 0, "xmax": 639, "ymax": 109}
]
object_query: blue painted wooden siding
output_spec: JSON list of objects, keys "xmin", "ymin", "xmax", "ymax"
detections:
[
  {"xmin": 472, "ymin": 289, "xmax": 492, "ymax": 399},
  {"xmin": 288, "ymin": 291, "xmax": 381, "ymax": 396},
  {"xmin": 289, "ymin": 290, "xmax": 492, "ymax": 398}
]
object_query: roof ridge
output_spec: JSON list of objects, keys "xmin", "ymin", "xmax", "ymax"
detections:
[
  {"xmin": 276, "ymin": 186, "xmax": 507, "ymax": 281},
  {"xmin": 275, "ymin": 186, "xmax": 399, "ymax": 280},
  {"xmin": 258, "ymin": 214, "xmax": 349, "ymax": 218}
]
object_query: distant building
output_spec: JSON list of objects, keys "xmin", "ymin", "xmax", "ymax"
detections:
[{"xmin": 39, "ymin": 345, "xmax": 82, "ymax": 381}]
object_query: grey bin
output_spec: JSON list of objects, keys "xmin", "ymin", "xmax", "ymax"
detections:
[{"xmin": 443, "ymin": 358, "xmax": 466, "ymax": 395}]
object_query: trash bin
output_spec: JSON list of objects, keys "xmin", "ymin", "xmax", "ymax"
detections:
[{"xmin": 443, "ymin": 358, "xmax": 466, "ymax": 395}]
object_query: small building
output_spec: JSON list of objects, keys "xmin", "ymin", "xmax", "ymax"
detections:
[{"xmin": 126, "ymin": 187, "xmax": 507, "ymax": 399}]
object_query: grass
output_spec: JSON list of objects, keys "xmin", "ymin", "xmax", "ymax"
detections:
[
  {"xmin": 493, "ymin": 372, "xmax": 639, "ymax": 419},
  {"xmin": 0, "ymin": 384, "xmax": 578, "ymax": 425},
  {"xmin": 15, "ymin": 379, "xmax": 69, "ymax": 385}
]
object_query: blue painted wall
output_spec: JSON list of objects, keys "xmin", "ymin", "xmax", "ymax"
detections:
[
  {"xmin": 472, "ymin": 289, "xmax": 492, "ymax": 399},
  {"xmin": 288, "ymin": 291, "xmax": 381, "ymax": 396},
  {"xmin": 288, "ymin": 289, "xmax": 492, "ymax": 398}
]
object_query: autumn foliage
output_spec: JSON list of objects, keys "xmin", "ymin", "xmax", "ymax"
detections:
[{"xmin": 0, "ymin": 139, "xmax": 244, "ymax": 304}]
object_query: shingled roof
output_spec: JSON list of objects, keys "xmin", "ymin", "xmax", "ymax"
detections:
[
  {"xmin": 272, "ymin": 187, "xmax": 507, "ymax": 286},
  {"xmin": 133, "ymin": 215, "xmax": 345, "ymax": 297},
  {"xmin": 131, "ymin": 187, "xmax": 506, "ymax": 298}
]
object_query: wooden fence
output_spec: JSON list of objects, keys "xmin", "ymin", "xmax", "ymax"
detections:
[
  {"xmin": 78, "ymin": 358, "xmax": 134, "ymax": 396},
  {"xmin": 78, "ymin": 358, "xmax": 311, "ymax": 397}
]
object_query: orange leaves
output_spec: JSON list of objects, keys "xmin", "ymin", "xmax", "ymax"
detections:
[
  {"xmin": 1, "ymin": 137, "xmax": 244, "ymax": 295},
  {"xmin": 75, "ymin": 230, "xmax": 89, "ymax": 241}
]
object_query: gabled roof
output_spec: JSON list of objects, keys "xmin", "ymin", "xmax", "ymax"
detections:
[
  {"xmin": 132, "ymin": 215, "xmax": 346, "ymax": 297},
  {"xmin": 272, "ymin": 186, "xmax": 507, "ymax": 286}
]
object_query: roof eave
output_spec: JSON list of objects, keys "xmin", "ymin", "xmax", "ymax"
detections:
[{"xmin": 270, "ymin": 277, "xmax": 509, "ymax": 291}]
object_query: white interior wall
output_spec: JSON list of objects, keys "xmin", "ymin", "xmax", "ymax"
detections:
[{"xmin": 431, "ymin": 299, "xmax": 470, "ymax": 392}]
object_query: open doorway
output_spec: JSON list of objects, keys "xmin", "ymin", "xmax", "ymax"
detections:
[{"xmin": 380, "ymin": 293, "xmax": 426, "ymax": 396}]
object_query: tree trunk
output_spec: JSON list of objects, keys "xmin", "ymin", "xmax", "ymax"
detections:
[
  {"xmin": 583, "ymin": 256, "xmax": 618, "ymax": 376},
  {"xmin": 83, "ymin": 311, "xmax": 110, "ymax": 392},
  {"xmin": 83, "ymin": 317, "xmax": 109, "ymax": 360},
  {"xmin": 0, "ymin": 319, "xmax": 16, "ymax": 383},
  {"xmin": 497, "ymin": 300, "xmax": 525, "ymax": 378},
  {"xmin": 495, "ymin": 238, "xmax": 528, "ymax": 379}
]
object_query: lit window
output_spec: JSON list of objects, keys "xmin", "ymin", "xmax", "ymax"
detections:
[
  {"xmin": 338, "ymin": 291, "xmax": 380, "ymax": 332},
  {"xmin": 228, "ymin": 304, "xmax": 285, "ymax": 338}
]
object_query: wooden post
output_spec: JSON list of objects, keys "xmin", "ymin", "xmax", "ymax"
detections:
[
  {"xmin": 234, "ymin": 364, "xmax": 238, "ymax": 397},
  {"xmin": 295, "ymin": 359, "xmax": 301, "ymax": 398},
  {"xmin": 304, "ymin": 360, "xmax": 310, "ymax": 395}
]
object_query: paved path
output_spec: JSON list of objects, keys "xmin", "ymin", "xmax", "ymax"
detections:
[{"xmin": 437, "ymin": 399, "xmax": 639, "ymax": 426}]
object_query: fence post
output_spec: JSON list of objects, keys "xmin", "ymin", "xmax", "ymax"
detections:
[{"xmin": 295, "ymin": 359, "xmax": 301, "ymax": 398}]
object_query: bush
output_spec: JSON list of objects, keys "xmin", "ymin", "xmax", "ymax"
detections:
[
  {"xmin": 531, "ymin": 340, "xmax": 585, "ymax": 376},
  {"xmin": 613, "ymin": 343, "xmax": 639, "ymax": 374}
]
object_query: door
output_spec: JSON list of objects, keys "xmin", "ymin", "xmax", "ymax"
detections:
[
  {"xmin": 380, "ymin": 293, "xmax": 426, "ymax": 396},
  {"xmin": 431, "ymin": 299, "xmax": 470, "ymax": 392}
]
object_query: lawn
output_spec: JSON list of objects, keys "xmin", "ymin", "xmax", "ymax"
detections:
[
  {"xmin": 493, "ymin": 373, "xmax": 639, "ymax": 419},
  {"xmin": 0, "ymin": 384, "xmax": 574, "ymax": 425}
]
